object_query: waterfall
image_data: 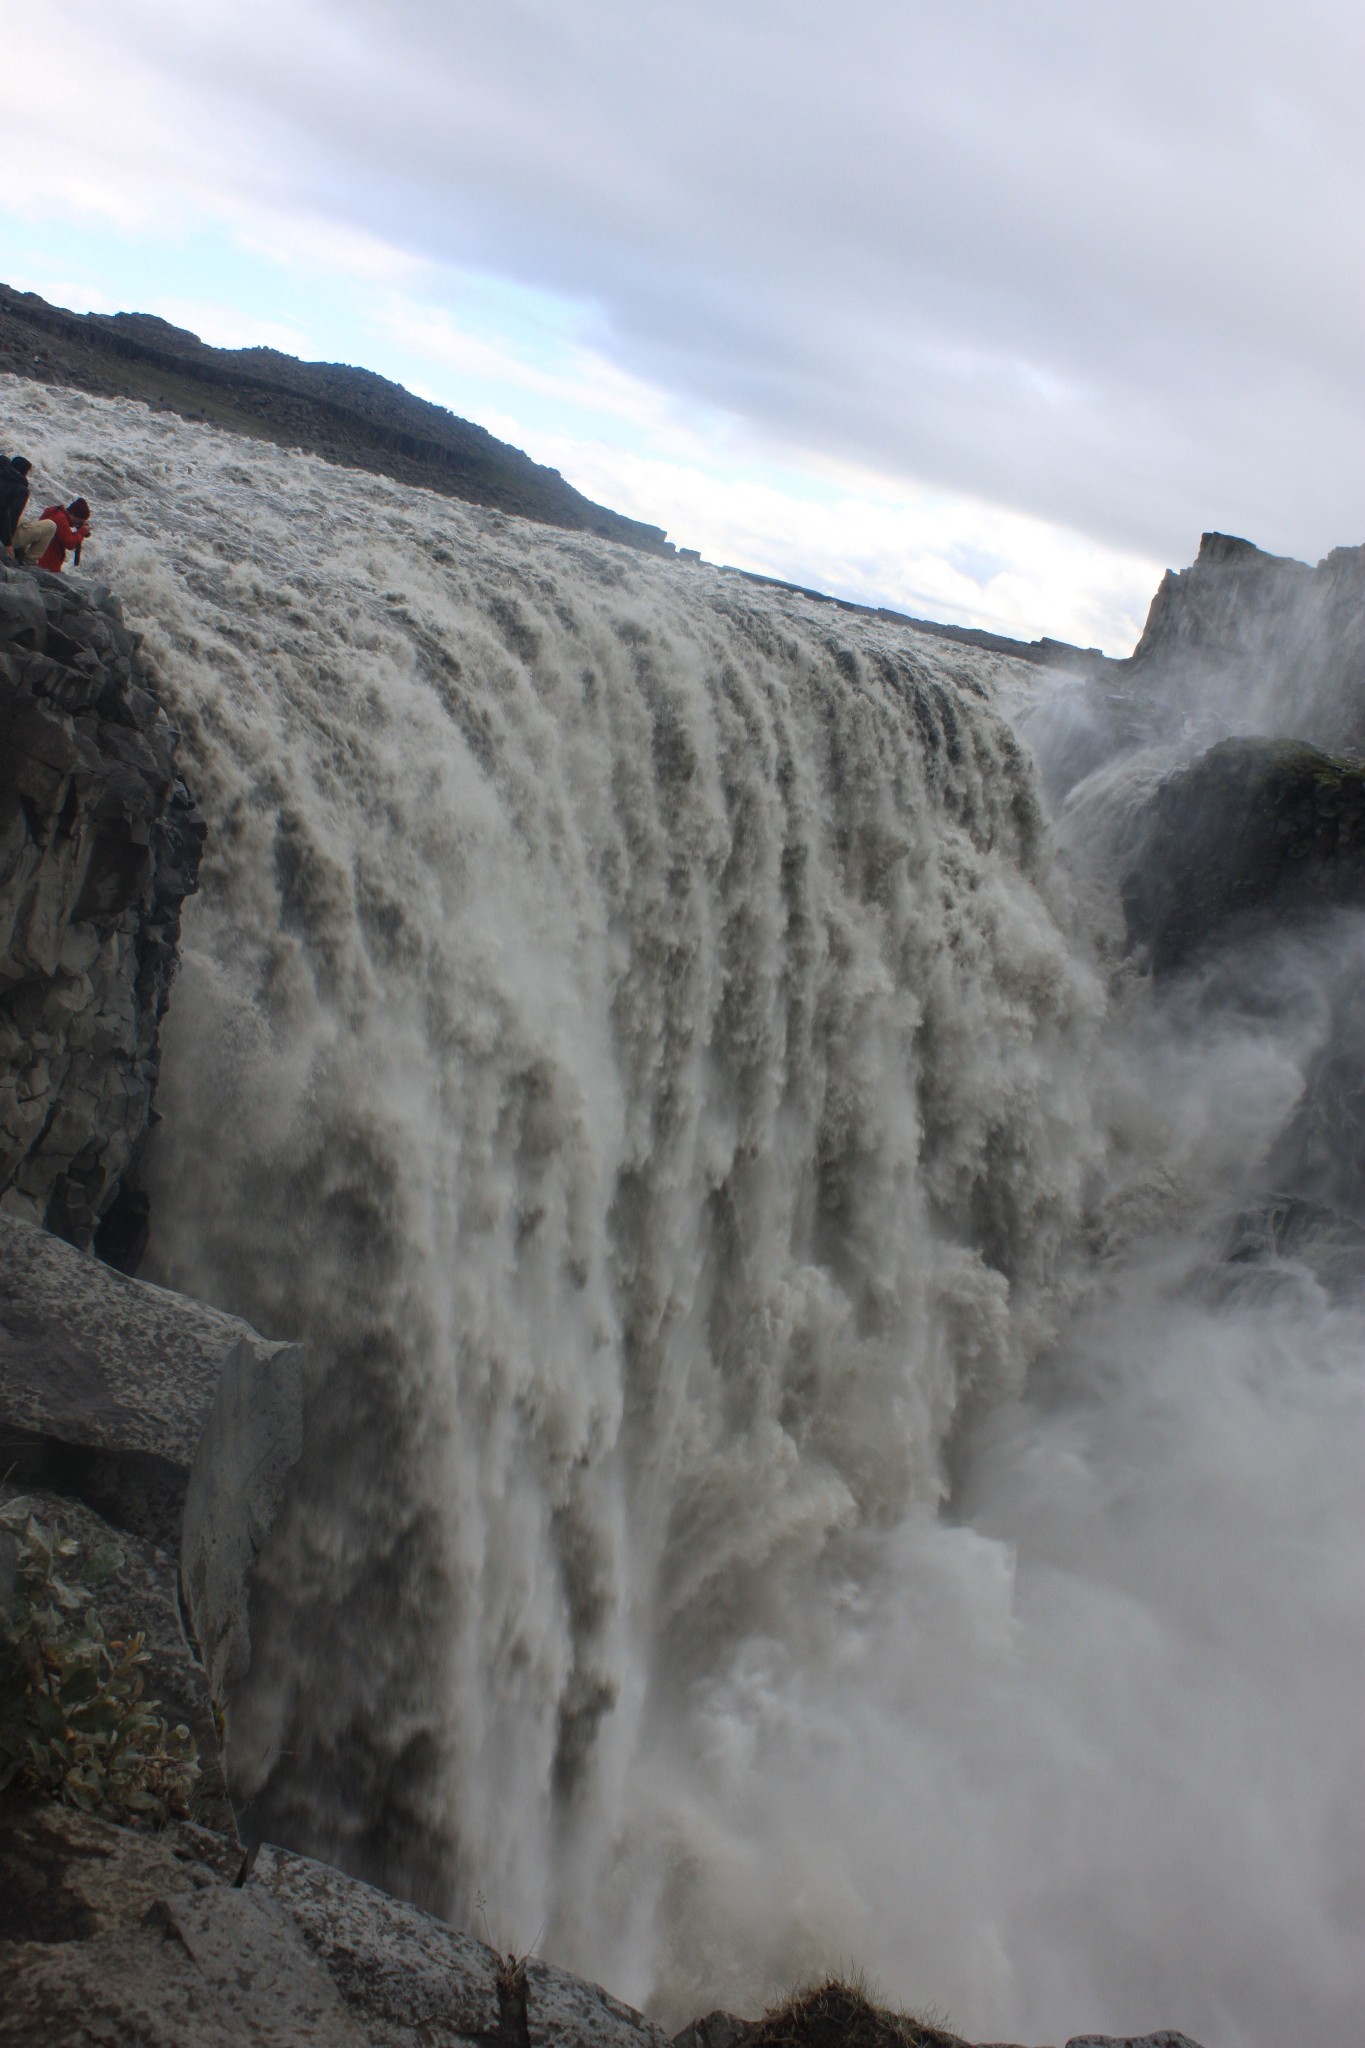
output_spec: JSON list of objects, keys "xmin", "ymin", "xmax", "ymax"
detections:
[{"xmin": 7, "ymin": 377, "xmax": 1360, "ymax": 2048}]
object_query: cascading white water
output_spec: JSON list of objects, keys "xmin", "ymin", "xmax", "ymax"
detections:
[{"xmin": 6, "ymin": 379, "xmax": 1361, "ymax": 2048}]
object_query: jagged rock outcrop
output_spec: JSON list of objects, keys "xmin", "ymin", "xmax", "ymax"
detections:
[
  {"xmin": 1128, "ymin": 530, "xmax": 1365, "ymax": 752},
  {"xmin": 0, "ymin": 561, "xmax": 204, "ymax": 1256}
]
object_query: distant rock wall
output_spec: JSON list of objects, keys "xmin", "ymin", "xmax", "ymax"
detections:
[
  {"xmin": 1129, "ymin": 530, "xmax": 1365, "ymax": 750},
  {"xmin": 0, "ymin": 562, "xmax": 204, "ymax": 1256}
]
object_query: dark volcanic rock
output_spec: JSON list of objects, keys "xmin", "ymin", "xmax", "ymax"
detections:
[
  {"xmin": 1121, "ymin": 736, "xmax": 1365, "ymax": 973},
  {"xmin": 1128, "ymin": 530, "xmax": 1365, "ymax": 752},
  {"xmin": 0, "ymin": 281, "xmax": 672, "ymax": 555},
  {"xmin": 0, "ymin": 561, "xmax": 205, "ymax": 1250}
]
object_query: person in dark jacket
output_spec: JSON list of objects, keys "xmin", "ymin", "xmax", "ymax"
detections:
[
  {"xmin": 35, "ymin": 499, "xmax": 91, "ymax": 574},
  {"xmin": 0, "ymin": 455, "xmax": 32, "ymax": 556}
]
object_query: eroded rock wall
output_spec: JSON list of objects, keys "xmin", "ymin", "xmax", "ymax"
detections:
[
  {"xmin": 1129, "ymin": 530, "xmax": 1365, "ymax": 750},
  {"xmin": 0, "ymin": 562, "xmax": 204, "ymax": 1254}
]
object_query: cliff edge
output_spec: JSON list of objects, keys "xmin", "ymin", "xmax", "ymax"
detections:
[{"xmin": 0, "ymin": 562, "xmax": 204, "ymax": 1260}]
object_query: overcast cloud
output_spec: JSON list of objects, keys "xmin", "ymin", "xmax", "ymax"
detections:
[{"xmin": 5, "ymin": 0, "xmax": 1363, "ymax": 644}]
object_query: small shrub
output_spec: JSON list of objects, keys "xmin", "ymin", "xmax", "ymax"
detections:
[
  {"xmin": 744, "ymin": 1979, "xmax": 964, "ymax": 2048},
  {"xmin": 0, "ymin": 1495, "xmax": 200, "ymax": 1826}
]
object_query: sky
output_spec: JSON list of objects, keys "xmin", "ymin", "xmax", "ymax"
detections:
[{"xmin": 4, "ymin": 0, "xmax": 1362, "ymax": 653}]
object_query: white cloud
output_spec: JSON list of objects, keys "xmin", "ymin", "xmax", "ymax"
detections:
[
  {"xmin": 136, "ymin": 300, "xmax": 318, "ymax": 358},
  {"xmin": 365, "ymin": 289, "xmax": 732, "ymax": 460},
  {"xmin": 1, "ymin": 267, "xmax": 119, "ymax": 317},
  {"xmin": 2, "ymin": 0, "xmax": 1360, "ymax": 618},
  {"xmin": 494, "ymin": 425, "xmax": 1161, "ymax": 653}
]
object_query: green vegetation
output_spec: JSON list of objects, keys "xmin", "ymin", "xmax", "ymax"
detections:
[{"xmin": 0, "ymin": 1495, "xmax": 200, "ymax": 1825}]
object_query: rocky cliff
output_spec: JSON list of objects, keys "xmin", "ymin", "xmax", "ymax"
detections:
[
  {"xmin": 0, "ymin": 561, "xmax": 204, "ymax": 1260},
  {"xmin": 1127, "ymin": 528, "xmax": 1365, "ymax": 751}
]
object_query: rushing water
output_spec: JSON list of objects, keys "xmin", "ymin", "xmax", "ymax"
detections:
[{"xmin": 7, "ymin": 378, "xmax": 1362, "ymax": 2047}]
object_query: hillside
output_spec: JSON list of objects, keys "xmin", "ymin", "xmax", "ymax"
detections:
[{"xmin": 0, "ymin": 281, "xmax": 670, "ymax": 552}]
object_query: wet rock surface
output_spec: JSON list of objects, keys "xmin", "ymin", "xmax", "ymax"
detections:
[
  {"xmin": 0, "ymin": 559, "xmax": 204, "ymax": 1252},
  {"xmin": 1, "ymin": 1803, "xmax": 1201, "ymax": 2048},
  {"xmin": 1121, "ymin": 735, "xmax": 1365, "ymax": 973}
]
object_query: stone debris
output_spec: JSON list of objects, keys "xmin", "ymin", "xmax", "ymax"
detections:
[{"xmin": 0, "ymin": 557, "xmax": 204, "ymax": 1256}]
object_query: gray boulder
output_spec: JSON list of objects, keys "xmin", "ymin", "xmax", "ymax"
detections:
[{"xmin": 0, "ymin": 1802, "xmax": 671, "ymax": 2048}]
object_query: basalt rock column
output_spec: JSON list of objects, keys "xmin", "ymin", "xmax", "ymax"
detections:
[{"xmin": 0, "ymin": 562, "xmax": 204, "ymax": 1259}]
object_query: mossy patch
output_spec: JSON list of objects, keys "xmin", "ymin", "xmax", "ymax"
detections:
[{"xmin": 1122, "ymin": 735, "xmax": 1365, "ymax": 973}]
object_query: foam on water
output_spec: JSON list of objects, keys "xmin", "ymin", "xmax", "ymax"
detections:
[{"xmin": 5, "ymin": 379, "xmax": 1360, "ymax": 2046}]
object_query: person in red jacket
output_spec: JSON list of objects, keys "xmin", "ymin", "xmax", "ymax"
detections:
[{"xmin": 34, "ymin": 498, "xmax": 92, "ymax": 574}]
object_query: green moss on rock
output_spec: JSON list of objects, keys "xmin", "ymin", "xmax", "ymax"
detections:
[{"xmin": 1122, "ymin": 737, "xmax": 1365, "ymax": 973}]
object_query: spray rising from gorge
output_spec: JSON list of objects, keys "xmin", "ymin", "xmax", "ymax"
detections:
[{"xmin": 6, "ymin": 379, "xmax": 1361, "ymax": 2048}]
